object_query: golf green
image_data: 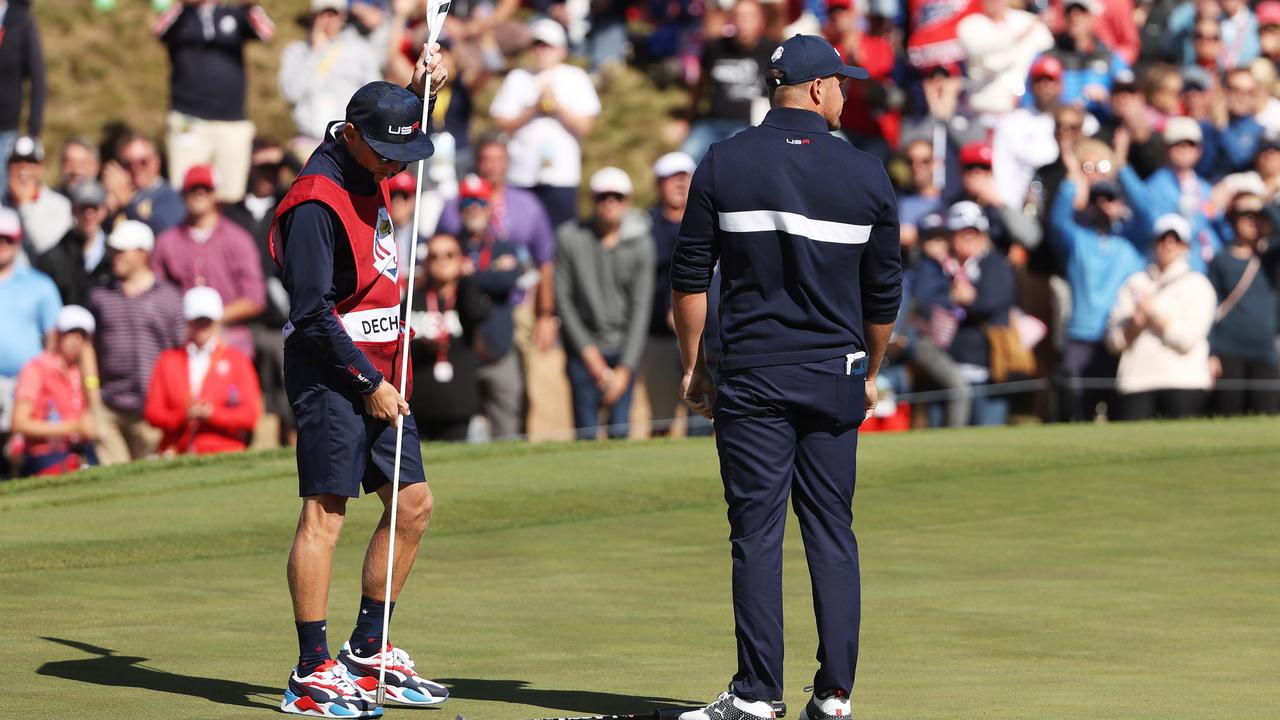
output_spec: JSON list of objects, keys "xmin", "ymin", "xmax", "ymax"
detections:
[{"xmin": 3, "ymin": 418, "xmax": 1278, "ymax": 719}]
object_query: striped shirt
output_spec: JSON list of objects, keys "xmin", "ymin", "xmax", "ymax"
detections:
[
  {"xmin": 88, "ymin": 279, "xmax": 186, "ymax": 414},
  {"xmin": 671, "ymin": 107, "xmax": 902, "ymax": 371}
]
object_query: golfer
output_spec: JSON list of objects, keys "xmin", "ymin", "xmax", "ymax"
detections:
[
  {"xmin": 270, "ymin": 46, "xmax": 449, "ymax": 718},
  {"xmin": 671, "ymin": 35, "xmax": 902, "ymax": 720}
]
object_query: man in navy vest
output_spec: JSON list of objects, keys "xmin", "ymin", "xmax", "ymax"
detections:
[
  {"xmin": 271, "ymin": 46, "xmax": 450, "ymax": 718},
  {"xmin": 672, "ymin": 35, "xmax": 902, "ymax": 720}
]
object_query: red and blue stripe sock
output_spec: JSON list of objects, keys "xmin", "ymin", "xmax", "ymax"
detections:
[
  {"xmin": 349, "ymin": 595, "xmax": 394, "ymax": 657},
  {"xmin": 296, "ymin": 619, "xmax": 329, "ymax": 676}
]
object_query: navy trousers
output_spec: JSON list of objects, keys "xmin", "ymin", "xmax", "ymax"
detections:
[{"xmin": 714, "ymin": 356, "xmax": 864, "ymax": 702}]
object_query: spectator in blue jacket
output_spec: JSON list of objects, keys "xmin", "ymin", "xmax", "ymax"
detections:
[
  {"xmin": 913, "ymin": 202, "xmax": 1017, "ymax": 426},
  {"xmin": 1144, "ymin": 117, "xmax": 1222, "ymax": 273},
  {"xmin": 1051, "ymin": 139, "xmax": 1153, "ymax": 421},
  {"xmin": 1030, "ymin": 0, "xmax": 1131, "ymax": 118},
  {"xmin": 1209, "ymin": 68, "xmax": 1266, "ymax": 179}
]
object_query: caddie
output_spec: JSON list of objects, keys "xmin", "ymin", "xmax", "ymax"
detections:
[{"xmin": 269, "ymin": 42, "xmax": 450, "ymax": 719}]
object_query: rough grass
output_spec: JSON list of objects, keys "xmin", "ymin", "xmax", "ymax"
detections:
[{"xmin": 3, "ymin": 418, "xmax": 1279, "ymax": 719}]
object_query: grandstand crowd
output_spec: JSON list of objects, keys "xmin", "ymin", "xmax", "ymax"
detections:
[{"xmin": 2, "ymin": 0, "xmax": 1279, "ymax": 477}]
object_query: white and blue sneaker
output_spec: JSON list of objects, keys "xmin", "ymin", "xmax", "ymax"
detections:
[
  {"xmin": 798, "ymin": 689, "xmax": 851, "ymax": 720},
  {"xmin": 679, "ymin": 690, "xmax": 776, "ymax": 720},
  {"xmin": 338, "ymin": 641, "xmax": 449, "ymax": 706},
  {"xmin": 280, "ymin": 659, "xmax": 383, "ymax": 717}
]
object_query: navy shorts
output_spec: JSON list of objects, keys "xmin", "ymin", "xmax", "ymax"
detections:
[{"xmin": 286, "ymin": 358, "xmax": 425, "ymax": 499}]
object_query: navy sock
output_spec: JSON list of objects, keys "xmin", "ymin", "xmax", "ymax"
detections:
[
  {"xmin": 296, "ymin": 620, "xmax": 329, "ymax": 676},
  {"xmin": 349, "ymin": 596, "xmax": 394, "ymax": 657}
]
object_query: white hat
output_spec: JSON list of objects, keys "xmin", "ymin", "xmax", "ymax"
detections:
[
  {"xmin": 107, "ymin": 220, "xmax": 155, "ymax": 252},
  {"xmin": 530, "ymin": 18, "xmax": 568, "ymax": 48},
  {"xmin": 183, "ymin": 286, "xmax": 225, "ymax": 322},
  {"xmin": 1153, "ymin": 214, "xmax": 1192, "ymax": 243},
  {"xmin": 1163, "ymin": 117, "xmax": 1203, "ymax": 145},
  {"xmin": 946, "ymin": 201, "xmax": 990, "ymax": 233},
  {"xmin": 653, "ymin": 152, "xmax": 697, "ymax": 179},
  {"xmin": 310, "ymin": 0, "xmax": 346, "ymax": 13},
  {"xmin": 0, "ymin": 206, "xmax": 20, "ymax": 240},
  {"xmin": 589, "ymin": 166, "xmax": 633, "ymax": 196},
  {"xmin": 1064, "ymin": 0, "xmax": 1102, "ymax": 13},
  {"xmin": 56, "ymin": 305, "xmax": 96, "ymax": 335}
]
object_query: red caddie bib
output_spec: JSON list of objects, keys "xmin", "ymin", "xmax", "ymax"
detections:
[{"xmin": 269, "ymin": 174, "xmax": 413, "ymax": 396}]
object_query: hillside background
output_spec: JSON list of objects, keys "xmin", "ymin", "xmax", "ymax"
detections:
[{"xmin": 31, "ymin": 0, "xmax": 686, "ymax": 208}]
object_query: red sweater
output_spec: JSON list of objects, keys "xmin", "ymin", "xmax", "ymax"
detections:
[{"xmin": 144, "ymin": 342, "xmax": 262, "ymax": 455}]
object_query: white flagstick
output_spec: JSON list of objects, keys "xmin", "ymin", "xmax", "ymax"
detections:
[{"xmin": 376, "ymin": 0, "xmax": 452, "ymax": 706}]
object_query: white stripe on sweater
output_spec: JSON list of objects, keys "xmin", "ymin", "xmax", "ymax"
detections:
[{"xmin": 717, "ymin": 210, "xmax": 872, "ymax": 245}]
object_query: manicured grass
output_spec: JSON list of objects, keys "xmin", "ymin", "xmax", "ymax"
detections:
[{"xmin": 3, "ymin": 419, "xmax": 1278, "ymax": 719}]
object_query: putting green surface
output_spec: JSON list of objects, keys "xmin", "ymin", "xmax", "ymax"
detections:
[{"xmin": 3, "ymin": 419, "xmax": 1278, "ymax": 719}]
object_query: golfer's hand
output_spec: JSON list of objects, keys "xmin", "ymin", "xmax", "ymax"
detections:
[
  {"xmin": 411, "ymin": 43, "xmax": 449, "ymax": 98},
  {"xmin": 364, "ymin": 381, "xmax": 410, "ymax": 424},
  {"xmin": 864, "ymin": 376, "xmax": 878, "ymax": 421},
  {"xmin": 680, "ymin": 366, "xmax": 716, "ymax": 420}
]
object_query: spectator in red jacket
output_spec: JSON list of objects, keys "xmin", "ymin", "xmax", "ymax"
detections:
[{"xmin": 144, "ymin": 286, "xmax": 261, "ymax": 456}]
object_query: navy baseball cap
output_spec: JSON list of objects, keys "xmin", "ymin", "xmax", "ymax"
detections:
[
  {"xmin": 767, "ymin": 34, "xmax": 869, "ymax": 87},
  {"xmin": 345, "ymin": 81, "xmax": 435, "ymax": 163}
]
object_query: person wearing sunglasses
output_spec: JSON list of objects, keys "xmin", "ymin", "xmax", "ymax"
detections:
[
  {"xmin": 555, "ymin": 166, "xmax": 654, "ymax": 441},
  {"xmin": 0, "ymin": 207, "xmax": 64, "ymax": 479},
  {"xmin": 671, "ymin": 33, "xmax": 896, "ymax": 720},
  {"xmin": 1143, "ymin": 117, "xmax": 1222, "ymax": 274},
  {"xmin": 1207, "ymin": 191, "xmax": 1280, "ymax": 416},
  {"xmin": 269, "ymin": 47, "xmax": 452, "ymax": 716}
]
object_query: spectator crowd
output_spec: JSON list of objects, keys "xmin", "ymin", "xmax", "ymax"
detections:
[{"xmin": 3, "ymin": 0, "xmax": 1280, "ymax": 477}]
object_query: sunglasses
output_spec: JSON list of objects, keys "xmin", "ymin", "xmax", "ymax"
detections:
[
  {"xmin": 594, "ymin": 192, "xmax": 626, "ymax": 203},
  {"xmin": 359, "ymin": 132, "xmax": 406, "ymax": 168},
  {"xmin": 121, "ymin": 156, "xmax": 154, "ymax": 169},
  {"xmin": 1081, "ymin": 160, "xmax": 1113, "ymax": 175},
  {"xmin": 1229, "ymin": 209, "xmax": 1264, "ymax": 222},
  {"xmin": 460, "ymin": 198, "xmax": 489, "ymax": 209},
  {"xmin": 0, "ymin": 235, "xmax": 19, "ymax": 246}
]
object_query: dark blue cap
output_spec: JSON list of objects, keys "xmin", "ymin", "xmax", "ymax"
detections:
[
  {"xmin": 767, "ymin": 34, "xmax": 869, "ymax": 87},
  {"xmin": 345, "ymin": 81, "xmax": 435, "ymax": 163}
]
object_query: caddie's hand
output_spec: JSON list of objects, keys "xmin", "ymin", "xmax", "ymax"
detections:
[
  {"xmin": 411, "ymin": 42, "xmax": 449, "ymax": 99},
  {"xmin": 364, "ymin": 380, "xmax": 411, "ymax": 424},
  {"xmin": 864, "ymin": 376, "xmax": 879, "ymax": 421},
  {"xmin": 680, "ymin": 366, "xmax": 716, "ymax": 420}
]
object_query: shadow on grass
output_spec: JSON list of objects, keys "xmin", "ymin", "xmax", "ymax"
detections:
[
  {"xmin": 437, "ymin": 677, "xmax": 699, "ymax": 715},
  {"xmin": 35, "ymin": 637, "xmax": 278, "ymax": 710}
]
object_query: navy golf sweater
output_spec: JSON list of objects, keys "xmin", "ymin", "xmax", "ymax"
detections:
[{"xmin": 671, "ymin": 107, "xmax": 902, "ymax": 371}]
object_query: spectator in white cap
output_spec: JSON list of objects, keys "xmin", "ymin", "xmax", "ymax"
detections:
[
  {"xmin": 0, "ymin": 205, "xmax": 63, "ymax": 476},
  {"xmin": 35, "ymin": 182, "xmax": 115, "ymax": 308},
  {"xmin": 9, "ymin": 305, "xmax": 98, "ymax": 476},
  {"xmin": 913, "ymin": 201, "xmax": 1018, "ymax": 426},
  {"xmin": 643, "ymin": 151, "xmax": 708, "ymax": 437},
  {"xmin": 490, "ymin": 17, "xmax": 601, "ymax": 229},
  {"xmin": 1106, "ymin": 214, "xmax": 1217, "ymax": 420},
  {"xmin": 555, "ymin": 166, "xmax": 654, "ymax": 439},
  {"xmin": 1144, "ymin": 116, "xmax": 1221, "ymax": 274},
  {"xmin": 144, "ymin": 286, "xmax": 262, "ymax": 457},
  {"xmin": 87, "ymin": 220, "xmax": 185, "ymax": 466},
  {"xmin": 4, "ymin": 135, "xmax": 72, "ymax": 258}
]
